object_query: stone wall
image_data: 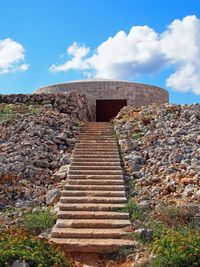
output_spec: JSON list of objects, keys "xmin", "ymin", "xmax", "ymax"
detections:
[
  {"xmin": 35, "ymin": 79, "xmax": 169, "ymax": 107},
  {"xmin": 0, "ymin": 92, "xmax": 94, "ymax": 121},
  {"xmin": 0, "ymin": 92, "xmax": 95, "ymax": 207}
]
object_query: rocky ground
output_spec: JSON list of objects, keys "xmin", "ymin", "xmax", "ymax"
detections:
[
  {"xmin": 0, "ymin": 92, "xmax": 92, "ymax": 209},
  {"xmin": 114, "ymin": 103, "xmax": 200, "ymax": 211}
]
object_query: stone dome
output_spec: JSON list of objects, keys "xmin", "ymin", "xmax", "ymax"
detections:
[{"xmin": 35, "ymin": 79, "xmax": 169, "ymax": 107}]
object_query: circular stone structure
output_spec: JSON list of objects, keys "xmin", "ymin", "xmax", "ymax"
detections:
[{"xmin": 35, "ymin": 79, "xmax": 169, "ymax": 107}]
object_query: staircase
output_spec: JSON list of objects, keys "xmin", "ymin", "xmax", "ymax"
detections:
[{"xmin": 50, "ymin": 122, "xmax": 135, "ymax": 253}]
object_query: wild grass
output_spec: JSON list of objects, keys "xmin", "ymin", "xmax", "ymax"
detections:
[{"xmin": 0, "ymin": 103, "xmax": 42, "ymax": 121}]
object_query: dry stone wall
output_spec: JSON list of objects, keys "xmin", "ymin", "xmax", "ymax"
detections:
[
  {"xmin": 0, "ymin": 92, "xmax": 94, "ymax": 121},
  {"xmin": 35, "ymin": 80, "xmax": 169, "ymax": 107},
  {"xmin": 0, "ymin": 92, "xmax": 94, "ymax": 208}
]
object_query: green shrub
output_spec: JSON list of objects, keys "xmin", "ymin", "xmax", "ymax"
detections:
[
  {"xmin": 151, "ymin": 229, "xmax": 200, "ymax": 267},
  {"xmin": 114, "ymin": 198, "xmax": 144, "ymax": 221},
  {"xmin": 19, "ymin": 208, "xmax": 55, "ymax": 235},
  {"xmin": 0, "ymin": 103, "xmax": 41, "ymax": 122},
  {"xmin": 0, "ymin": 229, "xmax": 72, "ymax": 267},
  {"xmin": 118, "ymin": 147, "xmax": 124, "ymax": 161},
  {"xmin": 130, "ymin": 129, "xmax": 144, "ymax": 140},
  {"xmin": 127, "ymin": 198, "xmax": 145, "ymax": 220}
]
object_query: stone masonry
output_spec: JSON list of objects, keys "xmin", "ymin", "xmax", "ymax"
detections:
[{"xmin": 35, "ymin": 79, "xmax": 169, "ymax": 107}]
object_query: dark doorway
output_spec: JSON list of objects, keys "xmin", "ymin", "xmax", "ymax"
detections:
[{"xmin": 96, "ymin": 99, "xmax": 127, "ymax": 122}]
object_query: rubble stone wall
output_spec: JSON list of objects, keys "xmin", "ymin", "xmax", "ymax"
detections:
[
  {"xmin": 35, "ymin": 80, "xmax": 169, "ymax": 107},
  {"xmin": 0, "ymin": 91, "xmax": 95, "ymax": 208},
  {"xmin": 0, "ymin": 92, "xmax": 95, "ymax": 121}
]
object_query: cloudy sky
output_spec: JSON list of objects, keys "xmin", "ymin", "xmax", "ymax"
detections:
[{"xmin": 1, "ymin": 0, "xmax": 200, "ymax": 104}]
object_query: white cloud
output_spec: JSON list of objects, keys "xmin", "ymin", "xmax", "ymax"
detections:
[
  {"xmin": 49, "ymin": 15, "xmax": 200, "ymax": 94},
  {"xmin": 161, "ymin": 15, "xmax": 200, "ymax": 93},
  {"xmin": 0, "ymin": 38, "xmax": 28, "ymax": 74},
  {"xmin": 87, "ymin": 26, "xmax": 166, "ymax": 79},
  {"xmin": 49, "ymin": 42, "xmax": 90, "ymax": 72}
]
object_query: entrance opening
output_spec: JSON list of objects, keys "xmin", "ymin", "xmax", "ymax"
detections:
[{"xmin": 96, "ymin": 99, "xmax": 127, "ymax": 122}]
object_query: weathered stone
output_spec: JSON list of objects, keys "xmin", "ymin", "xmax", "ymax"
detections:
[
  {"xmin": 45, "ymin": 189, "xmax": 61, "ymax": 205},
  {"xmin": 134, "ymin": 229, "xmax": 153, "ymax": 239},
  {"xmin": 10, "ymin": 260, "xmax": 30, "ymax": 267}
]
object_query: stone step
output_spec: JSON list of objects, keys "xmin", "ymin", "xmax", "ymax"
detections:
[
  {"xmin": 64, "ymin": 184, "xmax": 125, "ymax": 191},
  {"xmin": 71, "ymin": 162, "xmax": 121, "ymax": 167},
  {"xmin": 51, "ymin": 227, "xmax": 129, "ymax": 238},
  {"xmin": 79, "ymin": 135, "xmax": 115, "ymax": 137},
  {"xmin": 75, "ymin": 148, "xmax": 118, "ymax": 151},
  {"xmin": 75, "ymin": 147, "xmax": 118, "ymax": 151},
  {"xmin": 78, "ymin": 131, "xmax": 115, "ymax": 138},
  {"xmin": 72, "ymin": 158, "xmax": 120, "ymax": 163},
  {"xmin": 60, "ymin": 196, "xmax": 127, "ymax": 204},
  {"xmin": 72, "ymin": 154, "xmax": 119, "ymax": 158},
  {"xmin": 68, "ymin": 170, "xmax": 122, "ymax": 175},
  {"xmin": 70, "ymin": 165, "xmax": 121, "ymax": 170},
  {"xmin": 68, "ymin": 174, "xmax": 123, "ymax": 179},
  {"xmin": 73, "ymin": 150, "xmax": 119, "ymax": 156},
  {"xmin": 55, "ymin": 219, "xmax": 131, "ymax": 228},
  {"xmin": 50, "ymin": 122, "xmax": 132, "ymax": 253},
  {"xmin": 80, "ymin": 131, "xmax": 114, "ymax": 133},
  {"xmin": 78, "ymin": 137, "xmax": 115, "ymax": 140},
  {"xmin": 49, "ymin": 238, "xmax": 135, "ymax": 253},
  {"xmin": 68, "ymin": 179, "xmax": 124, "ymax": 185},
  {"xmin": 61, "ymin": 190, "xmax": 125, "ymax": 197},
  {"xmin": 57, "ymin": 211, "xmax": 129, "ymax": 219},
  {"xmin": 58, "ymin": 203, "xmax": 126, "ymax": 211},
  {"xmin": 77, "ymin": 140, "xmax": 117, "ymax": 144},
  {"xmin": 73, "ymin": 152, "xmax": 119, "ymax": 156},
  {"xmin": 76, "ymin": 144, "xmax": 117, "ymax": 147},
  {"xmin": 73, "ymin": 155, "xmax": 119, "ymax": 159}
]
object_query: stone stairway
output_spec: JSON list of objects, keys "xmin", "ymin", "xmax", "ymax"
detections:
[{"xmin": 50, "ymin": 122, "xmax": 135, "ymax": 252}]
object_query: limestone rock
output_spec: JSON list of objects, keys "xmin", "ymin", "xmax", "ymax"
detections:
[
  {"xmin": 10, "ymin": 260, "xmax": 30, "ymax": 267},
  {"xmin": 45, "ymin": 189, "xmax": 61, "ymax": 205}
]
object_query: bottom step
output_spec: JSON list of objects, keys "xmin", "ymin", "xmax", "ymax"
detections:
[{"xmin": 49, "ymin": 238, "xmax": 136, "ymax": 253}]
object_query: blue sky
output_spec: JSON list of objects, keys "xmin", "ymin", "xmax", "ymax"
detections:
[{"xmin": 1, "ymin": 0, "xmax": 200, "ymax": 104}]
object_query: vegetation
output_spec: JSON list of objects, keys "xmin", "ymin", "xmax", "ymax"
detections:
[
  {"xmin": 130, "ymin": 129, "xmax": 145, "ymax": 140},
  {"xmin": 114, "ymin": 198, "xmax": 145, "ymax": 221},
  {"xmin": 75, "ymin": 120, "xmax": 81, "ymax": 127},
  {"xmin": 0, "ymin": 103, "xmax": 42, "ymax": 121},
  {"xmin": 0, "ymin": 208, "xmax": 71, "ymax": 266},
  {"xmin": 114, "ymin": 191, "xmax": 200, "ymax": 266},
  {"xmin": 0, "ymin": 229, "xmax": 72, "ymax": 267},
  {"xmin": 134, "ymin": 204, "xmax": 200, "ymax": 266},
  {"xmin": 151, "ymin": 230, "xmax": 200, "ymax": 267},
  {"xmin": 118, "ymin": 147, "xmax": 124, "ymax": 161},
  {"xmin": 0, "ymin": 207, "xmax": 56, "ymax": 235},
  {"xmin": 18, "ymin": 207, "xmax": 56, "ymax": 235}
]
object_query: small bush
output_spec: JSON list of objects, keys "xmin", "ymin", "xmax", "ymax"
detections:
[
  {"xmin": 127, "ymin": 199, "xmax": 145, "ymax": 221},
  {"xmin": 155, "ymin": 205, "xmax": 197, "ymax": 228},
  {"xmin": 151, "ymin": 229, "xmax": 200, "ymax": 267},
  {"xmin": 118, "ymin": 147, "xmax": 124, "ymax": 161},
  {"xmin": 130, "ymin": 130, "xmax": 144, "ymax": 140},
  {"xmin": 19, "ymin": 208, "xmax": 55, "ymax": 235},
  {"xmin": 114, "ymin": 198, "xmax": 145, "ymax": 221},
  {"xmin": 0, "ymin": 229, "xmax": 72, "ymax": 267}
]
